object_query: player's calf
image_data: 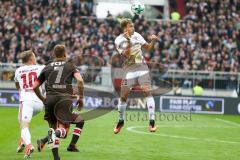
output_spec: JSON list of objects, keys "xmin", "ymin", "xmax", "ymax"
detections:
[
  {"xmin": 114, "ymin": 97, "xmax": 127, "ymax": 134},
  {"xmin": 67, "ymin": 118, "xmax": 85, "ymax": 152},
  {"xmin": 146, "ymin": 96, "xmax": 157, "ymax": 132},
  {"xmin": 37, "ymin": 137, "xmax": 47, "ymax": 152},
  {"xmin": 51, "ymin": 137, "xmax": 60, "ymax": 160},
  {"xmin": 114, "ymin": 120, "xmax": 124, "ymax": 134}
]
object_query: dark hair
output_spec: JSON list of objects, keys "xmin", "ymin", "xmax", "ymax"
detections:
[
  {"xmin": 120, "ymin": 18, "xmax": 132, "ymax": 30},
  {"xmin": 21, "ymin": 50, "xmax": 34, "ymax": 63},
  {"xmin": 54, "ymin": 44, "xmax": 66, "ymax": 58}
]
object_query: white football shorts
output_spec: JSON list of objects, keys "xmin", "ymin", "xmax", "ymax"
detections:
[{"xmin": 18, "ymin": 100, "xmax": 43, "ymax": 122}]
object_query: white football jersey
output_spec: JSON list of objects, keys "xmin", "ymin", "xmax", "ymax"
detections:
[
  {"xmin": 14, "ymin": 65, "xmax": 45, "ymax": 102},
  {"xmin": 115, "ymin": 32, "xmax": 146, "ymax": 67}
]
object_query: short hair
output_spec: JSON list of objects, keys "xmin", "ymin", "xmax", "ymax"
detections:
[
  {"xmin": 54, "ymin": 44, "xmax": 66, "ymax": 58},
  {"xmin": 120, "ymin": 18, "xmax": 133, "ymax": 30},
  {"xmin": 21, "ymin": 50, "xmax": 34, "ymax": 63}
]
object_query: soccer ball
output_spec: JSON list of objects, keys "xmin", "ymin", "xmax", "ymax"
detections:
[{"xmin": 131, "ymin": 1, "xmax": 145, "ymax": 15}]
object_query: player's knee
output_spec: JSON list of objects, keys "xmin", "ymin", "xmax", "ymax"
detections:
[
  {"xmin": 61, "ymin": 127, "xmax": 69, "ymax": 139},
  {"xmin": 20, "ymin": 121, "xmax": 29, "ymax": 129},
  {"xmin": 76, "ymin": 120, "xmax": 85, "ymax": 129}
]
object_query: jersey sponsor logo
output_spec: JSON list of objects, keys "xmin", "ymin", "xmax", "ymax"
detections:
[
  {"xmin": 118, "ymin": 41, "xmax": 141, "ymax": 50},
  {"xmin": 50, "ymin": 61, "xmax": 66, "ymax": 66}
]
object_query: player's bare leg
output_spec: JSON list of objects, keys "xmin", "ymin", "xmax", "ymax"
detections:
[
  {"xmin": 17, "ymin": 108, "xmax": 25, "ymax": 153},
  {"xmin": 67, "ymin": 115, "xmax": 85, "ymax": 152},
  {"xmin": 38, "ymin": 117, "xmax": 85, "ymax": 153},
  {"xmin": 37, "ymin": 123, "xmax": 56, "ymax": 152},
  {"xmin": 20, "ymin": 122, "xmax": 35, "ymax": 159},
  {"xmin": 37, "ymin": 136, "xmax": 48, "ymax": 152},
  {"xmin": 48, "ymin": 122, "xmax": 69, "ymax": 160},
  {"xmin": 142, "ymin": 84, "xmax": 157, "ymax": 132},
  {"xmin": 114, "ymin": 85, "xmax": 130, "ymax": 134}
]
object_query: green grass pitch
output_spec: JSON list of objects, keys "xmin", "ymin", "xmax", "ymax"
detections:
[{"xmin": 0, "ymin": 107, "xmax": 240, "ymax": 160}]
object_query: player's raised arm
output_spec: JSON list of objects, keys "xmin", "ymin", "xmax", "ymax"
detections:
[
  {"xmin": 142, "ymin": 35, "xmax": 159, "ymax": 52},
  {"xmin": 74, "ymin": 71, "xmax": 84, "ymax": 111},
  {"xmin": 115, "ymin": 19, "xmax": 134, "ymax": 58}
]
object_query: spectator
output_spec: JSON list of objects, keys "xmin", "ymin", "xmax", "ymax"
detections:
[
  {"xmin": 0, "ymin": 0, "xmax": 239, "ymax": 74},
  {"xmin": 171, "ymin": 10, "xmax": 180, "ymax": 21},
  {"xmin": 193, "ymin": 80, "xmax": 203, "ymax": 96}
]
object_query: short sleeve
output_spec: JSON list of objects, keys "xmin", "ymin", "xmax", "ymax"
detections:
[
  {"xmin": 37, "ymin": 68, "xmax": 46, "ymax": 84},
  {"xmin": 115, "ymin": 38, "xmax": 124, "ymax": 54}
]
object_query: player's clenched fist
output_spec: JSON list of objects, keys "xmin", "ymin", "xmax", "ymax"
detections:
[
  {"xmin": 150, "ymin": 35, "xmax": 159, "ymax": 42},
  {"xmin": 76, "ymin": 98, "xmax": 84, "ymax": 111}
]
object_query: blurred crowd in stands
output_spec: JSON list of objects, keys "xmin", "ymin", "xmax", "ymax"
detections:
[{"xmin": 0, "ymin": 0, "xmax": 239, "ymax": 74}]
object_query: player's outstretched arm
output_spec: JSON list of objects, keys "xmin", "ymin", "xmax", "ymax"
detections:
[
  {"xmin": 74, "ymin": 72, "xmax": 84, "ymax": 111},
  {"xmin": 142, "ymin": 35, "xmax": 159, "ymax": 52},
  {"xmin": 33, "ymin": 80, "xmax": 46, "ymax": 103},
  {"xmin": 15, "ymin": 82, "xmax": 20, "ymax": 90}
]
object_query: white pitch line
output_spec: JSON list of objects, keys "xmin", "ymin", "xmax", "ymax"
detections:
[
  {"xmin": 215, "ymin": 118, "xmax": 240, "ymax": 127},
  {"xmin": 154, "ymin": 124, "xmax": 237, "ymax": 129},
  {"xmin": 126, "ymin": 126, "xmax": 240, "ymax": 144}
]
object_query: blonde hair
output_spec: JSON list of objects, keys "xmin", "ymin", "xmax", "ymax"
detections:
[
  {"xmin": 120, "ymin": 18, "xmax": 133, "ymax": 30},
  {"xmin": 21, "ymin": 50, "xmax": 33, "ymax": 63}
]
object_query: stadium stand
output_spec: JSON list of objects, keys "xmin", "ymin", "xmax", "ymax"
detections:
[{"xmin": 0, "ymin": 0, "xmax": 239, "ymax": 71}]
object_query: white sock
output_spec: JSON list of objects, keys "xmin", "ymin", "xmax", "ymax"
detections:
[
  {"xmin": 118, "ymin": 99, "xmax": 127, "ymax": 121},
  {"xmin": 21, "ymin": 127, "xmax": 31, "ymax": 145},
  {"xmin": 146, "ymin": 96, "xmax": 155, "ymax": 120},
  {"xmin": 53, "ymin": 137, "xmax": 60, "ymax": 149}
]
